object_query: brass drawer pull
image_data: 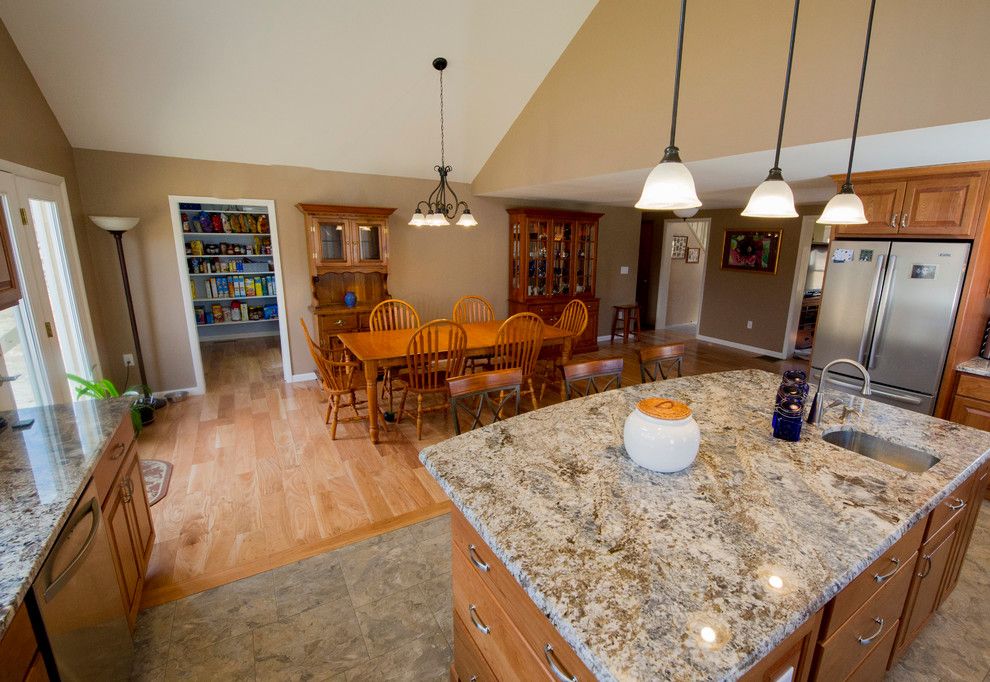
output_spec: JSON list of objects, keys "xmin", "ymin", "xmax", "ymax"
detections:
[
  {"xmin": 544, "ymin": 643, "xmax": 578, "ymax": 682},
  {"xmin": 872, "ymin": 557, "xmax": 899, "ymax": 583},
  {"xmin": 468, "ymin": 605, "xmax": 490, "ymax": 635},
  {"xmin": 947, "ymin": 497, "xmax": 966, "ymax": 511},
  {"xmin": 857, "ymin": 617, "xmax": 884, "ymax": 646},
  {"xmin": 335, "ymin": 319, "xmax": 345, "ymax": 326},
  {"xmin": 468, "ymin": 544, "xmax": 490, "ymax": 572}
]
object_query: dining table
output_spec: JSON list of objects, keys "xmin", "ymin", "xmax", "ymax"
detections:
[{"xmin": 336, "ymin": 320, "xmax": 575, "ymax": 443}]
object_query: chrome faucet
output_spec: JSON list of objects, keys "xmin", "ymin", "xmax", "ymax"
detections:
[{"xmin": 807, "ymin": 359, "xmax": 871, "ymax": 425}]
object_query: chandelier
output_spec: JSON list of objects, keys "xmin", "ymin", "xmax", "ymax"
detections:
[{"xmin": 409, "ymin": 57, "xmax": 478, "ymax": 227}]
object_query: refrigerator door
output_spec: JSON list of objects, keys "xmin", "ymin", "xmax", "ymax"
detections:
[
  {"xmin": 811, "ymin": 240, "xmax": 890, "ymax": 370},
  {"xmin": 810, "ymin": 369, "xmax": 934, "ymax": 415},
  {"xmin": 865, "ymin": 241, "xmax": 970, "ymax": 395}
]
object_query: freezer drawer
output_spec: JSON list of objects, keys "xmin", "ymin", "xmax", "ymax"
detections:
[{"xmin": 812, "ymin": 369, "xmax": 934, "ymax": 415}]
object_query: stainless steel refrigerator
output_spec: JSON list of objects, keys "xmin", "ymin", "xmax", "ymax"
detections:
[{"xmin": 811, "ymin": 239, "xmax": 970, "ymax": 414}]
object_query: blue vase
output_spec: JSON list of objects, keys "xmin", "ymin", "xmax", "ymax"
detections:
[{"xmin": 343, "ymin": 291, "xmax": 357, "ymax": 308}]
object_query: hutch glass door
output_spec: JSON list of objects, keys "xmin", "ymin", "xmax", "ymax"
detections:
[
  {"xmin": 317, "ymin": 219, "xmax": 348, "ymax": 265},
  {"xmin": 354, "ymin": 221, "xmax": 386, "ymax": 264},
  {"xmin": 575, "ymin": 220, "xmax": 597, "ymax": 296},
  {"xmin": 526, "ymin": 218, "xmax": 552, "ymax": 297}
]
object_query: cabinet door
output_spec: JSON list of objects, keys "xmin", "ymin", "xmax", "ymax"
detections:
[
  {"xmin": 509, "ymin": 216, "xmax": 523, "ymax": 301},
  {"xmin": 834, "ymin": 181, "xmax": 904, "ymax": 236},
  {"xmin": 0, "ymin": 209, "xmax": 21, "ymax": 311},
  {"xmin": 574, "ymin": 220, "xmax": 597, "ymax": 297},
  {"xmin": 896, "ymin": 526, "xmax": 957, "ymax": 655},
  {"xmin": 549, "ymin": 219, "xmax": 573, "ymax": 296},
  {"xmin": 948, "ymin": 395, "xmax": 990, "ymax": 431},
  {"xmin": 900, "ymin": 174, "xmax": 983, "ymax": 237},
  {"xmin": 125, "ymin": 449, "xmax": 155, "ymax": 567},
  {"xmin": 351, "ymin": 219, "xmax": 387, "ymax": 266},
  {"xmin": 310, "ymin": 217, "xmax": 350, "ymax": 267},
  {"xmin": 524, "ymin": 218, "xmax": 552, "ymax": 297},
  {"xmin": 106, "ymin": 473, "xmax": 142, "ymax": 617}
]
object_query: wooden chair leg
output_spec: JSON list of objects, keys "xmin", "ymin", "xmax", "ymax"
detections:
[
  {"xmin": 397, "ymin": 387, "xmax": 409, "ymax": 424},
  {"xmin": 324, "ymin": 395, "xmax": 333, "ymax": 424},
  {"xmin": 329, "ymin": 396, "xmax": 339, "ymax": 440},
  {"xmin": 350, "ymin": 390, "xmax": 361, "ymax": 418},
  {"xmin": 528, "ymin": 377, "xmax": 539, "ymax": 411},
  {"xmin": 416, "ymin": 394, "xmax": 424, "ymax": 440}
]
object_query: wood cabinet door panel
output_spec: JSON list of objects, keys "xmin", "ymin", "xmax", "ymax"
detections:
[
  {"xmin": 106, "ymin": 479, "xmax": 141, "ymax": 614},
  {"xmin": 834, "ymin": 181, "xmax": 904, "ymax": 236},
  {"xmin": 900, "ymin": 174, "xmax": 983, "ymax": 236},
  {"xmin": 897, "ymin": 527, "xmax": 957, "ymax": 654},
  {"xmin": 126, "ymin": 449, "xmax": 155, "ymax": 565},
  {"xmin": 949, "ymin": 395, "xmax": 990, "ymax": 431},
  {"xmin": 954, "ymin": 374, "xmax": 990, "ymax": 402}
]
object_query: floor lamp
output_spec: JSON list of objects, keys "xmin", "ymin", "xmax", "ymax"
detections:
[{"xmin": 91, "ymin": 216, "xmax": 166, "ymax": 418}]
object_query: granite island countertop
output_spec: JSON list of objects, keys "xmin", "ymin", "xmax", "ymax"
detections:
[
  {"xmin": 0, "ymin": 399, "xmax": 133, "ymax": 638},
  {"xmin": 420, "ymin": 369, "xmax": 990, "ymax": 681}
]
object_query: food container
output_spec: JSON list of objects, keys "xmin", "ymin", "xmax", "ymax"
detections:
[{"xmin": 623, "ymin": 398, "xmax": 701, "ymax": 473}]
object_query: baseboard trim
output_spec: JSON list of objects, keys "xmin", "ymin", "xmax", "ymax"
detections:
[
  {"xmin": 158, "ymin": 385, "xmax": 204, "ymax": 398},
  {"xmin": 695, "ymin": 334, "xmax": 787, "ymax": 359},
  {"xmin": 290, "ymin": 372, "xmax": 317, "ymax": 383}
]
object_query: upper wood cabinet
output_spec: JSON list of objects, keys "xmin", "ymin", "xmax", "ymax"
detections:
[
  {"xmin": 0, "ymin": 207, "xmax": 22, "ymax": 311},
  {"xmin": 831, "ymin": 165, "xmax": 988, "ymax": 239},
  {"xmin": 299, "ymin": 204, "xmax": 393, "ymax": 273}
]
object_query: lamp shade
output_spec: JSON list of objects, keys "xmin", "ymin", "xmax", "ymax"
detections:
[
  {"xmin": 456, "ymin": 210, "xmax": 478, "ymax": 227},
  {"xmin": 741, "ymin": 178, "xmax": 798, "ymax": 218},
  {"xmin": 427, "ymin": 212, "xmax": 450, "ymax": 227},
  {"xmin": 635, "ymin": 160, "xmax": 701, "ymax": 211},
  {"xmin": 90, "ymin": 216, "xmax": 139, "ymax": 232},
  {"xmin": 674, "ymin": 207, "xmax": 699, "ymax": 219},
  {"xmin": 409, "ymin": 210, "xmax": 428, "ymax": 226},
  {"xmin": 817, "ymin": 188, "xmax": 867, "ymax": 224}
]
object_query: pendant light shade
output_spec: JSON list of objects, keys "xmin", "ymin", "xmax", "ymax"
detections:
[
  {"xmin": 456, "ymin": 209, "xmax": 478, "ymax": 227},
  {"xmin": 409, "ymin": 209, "xmax": 428, "ymax": 226},
  {"xmin": 818, "ymin": 0, "xmax": 877, "ymax": 225},
  {"xmin": 819, "ymin": 183, "xmax": 867, "ymax": 224},
  {"xmin": 742, "ymin": 0, "xmax": 801, "ymax": 219},
  {"xmin": 637, "ymin": 0, "xmax": 701, "ymax": 212},
  {"xmin": 674, "ymin": 206, "xmax": 699, "ymax": 219},
  {"xmin": 742, "ymin": 170, "xmax": 798, "ymax": 218}
]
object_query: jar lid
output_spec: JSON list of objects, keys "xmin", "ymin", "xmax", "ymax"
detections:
[{"xmin": 637, "ymin": 398, "xmax": 692, "ymax": 421}]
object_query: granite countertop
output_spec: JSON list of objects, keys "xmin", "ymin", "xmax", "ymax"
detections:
[
  {"xmin": 0, "ymin": 399, "xmax": 132, "ymax": 638},
  {"xmin": 957, "ymin": 356, "xmax": 990, "ymax": 378},
  {"xmin": 420, "ymin": 369, "xmax": 990, "ymax": 681}
]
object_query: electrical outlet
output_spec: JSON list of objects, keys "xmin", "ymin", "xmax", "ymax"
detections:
[
  {"xmin": 746, "ymin": 320, "xmax": 753, "ymax": 330},
  {"xmin": 620, "ymin": 266, "xmax": 630, "ymax": 275},
  {"xmin": 123, "ymin": 354, "xmax": 135, "ymax": 367}
]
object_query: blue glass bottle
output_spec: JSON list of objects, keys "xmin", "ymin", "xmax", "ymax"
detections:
[{"xmin": 773, "ymin": 398, "xmax": 805, "ymax": 441}]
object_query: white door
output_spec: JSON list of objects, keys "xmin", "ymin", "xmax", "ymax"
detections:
[{"xmin": 0, "ymin": 171, "xmax": 100, "ymax": 405}]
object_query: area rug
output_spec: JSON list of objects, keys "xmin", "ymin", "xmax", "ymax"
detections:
[{"xmin": 141, "ymin": 459, "xmax": 173, "ymax": 506}]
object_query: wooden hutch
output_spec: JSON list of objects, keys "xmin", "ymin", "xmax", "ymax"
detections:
[
  {"xmin": 507, "ymin": 207, "xmax": 602, "ymax": 352},
  {"xmin": 298, "ymin": 204, "xmax": 394, "ymax": 349}
]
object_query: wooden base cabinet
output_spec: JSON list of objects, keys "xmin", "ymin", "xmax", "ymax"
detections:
[
  {"xmin": 508, "ymin": 298, "xmax": 600, "ymax": 353},
  {"xmin": 0, "ymin": 603, "xmax": 49, "ymax": 682}
]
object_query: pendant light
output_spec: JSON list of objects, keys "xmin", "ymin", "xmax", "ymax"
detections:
[
  {"xmin": 742, "ymin": 0, "xmax": 801, "ymax": 218},
  {"xmin": 636, "ymin": 0, "xmax": 701, "ymax": 211},
  {"xmin": 818, "ymin": 0, "xmax": 878, "ymax": 225},
  {"xmin": 409, "ymin": 57, "xmax": 478, "ymax": 228}
]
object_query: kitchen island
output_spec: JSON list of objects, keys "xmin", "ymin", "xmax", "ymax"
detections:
[{"xmin": 420, "ymin": 369, "xmax": 990, "ymax": 681}]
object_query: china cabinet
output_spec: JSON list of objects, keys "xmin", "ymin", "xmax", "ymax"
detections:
[{"xmin": 507, "ymin": 208, "xmax": 602, "ymax": 352}]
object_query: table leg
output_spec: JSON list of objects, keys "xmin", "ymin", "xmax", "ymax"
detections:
[{"xmin": 365, "ymin": 359, "xmax": 380, "ymax": 443}]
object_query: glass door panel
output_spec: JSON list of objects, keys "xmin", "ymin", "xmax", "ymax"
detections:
[
  {"xmin": 0, "ymin": 303, "xmax": 46, "ymax": 409},
  {"xmin": 510, "ymin": 218, "xmax": 522, "ymax": 298},
  {"xmin": 527, "ymin": 219, "xmax": 551, "ymax": 297},
  {"xmin": 575, "ymin": 221, "xmax": 597, "ymax": 295},
  {"xmin": 355, "ymin": 222, "xmax": 384, "ymax": 263},
  {"xmin": 551, "ymin": 220, "xmax": 573, "ymax": 295},
  {"xmin": 318, "ymin": 220, "xmax": 347, "ymax": 263}
]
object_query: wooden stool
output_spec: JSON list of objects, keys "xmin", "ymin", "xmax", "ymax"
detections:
[{"xmin": 610, "ymin": 304, "xmax": 640, "ymax": 343}]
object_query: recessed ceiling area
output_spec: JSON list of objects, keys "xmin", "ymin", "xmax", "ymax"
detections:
[
  {"xmin": 0, "ymin": 0, "xmax": 597, "ymax": 182},
  {"xmin": 485, "ymin": 120, "xmax": 990, "ymax": 208}
]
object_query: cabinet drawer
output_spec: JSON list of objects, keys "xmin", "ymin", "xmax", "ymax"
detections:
[
  {"xmin": 822, "ymin": 521, "xmax": 925, "ymax": 639},
  {"xmin": 93, "ymin": 414, "xmax": 135, "ymax": 507},
  {"xmin": 925, "ymin": 474, "xmax": 977, "ymax": 542},
  {"xmin": 452, "ymin": 510, "xmax": 595, "ymax": 681},
  {"xmin": 452, "ymin": 549, "xmax": 551, "ymax": 681},
  {"xmin": 319, "ymin": 312, "xmax": 358, "ymax": 333},
  {"xmin": 453, "ymin": 612, "xmax": 498, "ymax": 682},
  {"xmin": 955, "ymin": 373, "xmax": 990, "ymax": 402},
  {"xmin": 845, "ymin": 619, "xmax": 899, "ymax": 682},
  {"xmin": 815, "ymin": 555, "xmax": 914, "ymax": 681}
]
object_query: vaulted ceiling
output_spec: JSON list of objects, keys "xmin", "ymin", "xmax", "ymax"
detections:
[{"xmin": 0, "ymin": 0, "xmax": 597, "ymax": 182}]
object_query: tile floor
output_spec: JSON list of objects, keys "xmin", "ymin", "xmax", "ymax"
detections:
[{"xmin": 132, "ymin": 502, "xmax": 990, "ymax": 681}]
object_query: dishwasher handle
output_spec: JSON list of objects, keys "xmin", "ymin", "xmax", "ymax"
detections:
[{"xmin": 43, "ymin": 497, "xmax": 102, "ymax": 602}]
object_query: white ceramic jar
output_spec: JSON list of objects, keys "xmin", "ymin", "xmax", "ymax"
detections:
[{"xmin": 623, "ymin": 398, "xmax": 701, "ymax": 473}]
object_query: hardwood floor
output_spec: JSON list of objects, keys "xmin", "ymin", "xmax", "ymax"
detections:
[{"xmin": 139, "ymin": 329, "xmax": 807, "ymax": 608}]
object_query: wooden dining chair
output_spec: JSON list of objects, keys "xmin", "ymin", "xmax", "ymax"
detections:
[
  {"xmin": 397, "ymin": 319, "xmax": 468, "ymax": 440},
  {"xmin": 453, "ymin": 295, "xmax": 496, "ymax": 372},
  {"xmin": 448, "ymin": 368, "xmax": 522, "ymax": 435},
  {"xmin": 638, "ymin": 343, "xmax": 686, "ymax": 382},
  {"xmin": 563, "ymin": 358, "xmax": 624, "ymax": 399},
  {"xmin": 539, "ymin": 299, "xmax": 589, "ymax": 400},
  {"xmin": 301, "ymin": 319, "xmax": 385, "ymax": 439},
  {"xmin": 493, "ymin": 312, "xmax": 545, "ymax": 411},
  {"xmin": 369, "ymin": 298, "xmax": 421, "ymax": 411}
]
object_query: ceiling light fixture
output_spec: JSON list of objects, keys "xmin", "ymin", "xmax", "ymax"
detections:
[
  {"xmin": 742, "ymin": 0, "xmax": 801, "ymax": 218},
  {"xmin": 636, "ymin": 0, "xmax": 701, "ymax": 211},
  {"xmin": 819, "ymin": 0, "xmax": 877, "ymax": 225},
  {"xmin": 409, "ymin": 57, "xmax": 477, "ymax": 228}
]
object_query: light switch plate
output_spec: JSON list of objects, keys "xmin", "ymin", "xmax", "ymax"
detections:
[{"xmin": 620, "ymin": 266, "xmax": 630, "ymax": 275}]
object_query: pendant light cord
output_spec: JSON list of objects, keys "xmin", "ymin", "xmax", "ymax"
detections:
[
  {"xmin": 773, "ymin": 0, "xmax": 800, "ymax": 171},
  {"xmin": 844, "ymin": 0, "xmax": 878, "ymax": 186},
  {"xmin": 668, "ymin": 0, "xmax": 687, "ymax": 150},
  {"xmin": 439, "ymin": 68, "xmax": 446, "ymax": 168}
]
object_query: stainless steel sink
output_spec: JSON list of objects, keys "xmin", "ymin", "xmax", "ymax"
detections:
[{"xmin": 822, "ymin": 428, "xmax": 941, "ymax": 473}]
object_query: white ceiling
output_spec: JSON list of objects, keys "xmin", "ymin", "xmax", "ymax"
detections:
[
  {"xmin": 0, "ymin": 0, "xmax": 597, "ymax": 182},
  {"xmin": 487, "ymin": 119, "xmax": 990, "ymax": 208}
]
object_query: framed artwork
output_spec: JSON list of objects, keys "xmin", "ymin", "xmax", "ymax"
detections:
[
  {"xmin": 721, "ymin": 229, "xmax": 782, "ymax": 274},
  {"xmin": 671, "ymin": 235, "xmax": 688, "ymax": 259},
  {"xmin": 686, "ymin": 247, "xmax": 701, "ymax": 264}
]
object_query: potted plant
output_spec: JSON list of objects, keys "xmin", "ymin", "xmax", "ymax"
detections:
[{"xmin": 66, "ymin": 374, "xmax": 150, "ymax": 432}]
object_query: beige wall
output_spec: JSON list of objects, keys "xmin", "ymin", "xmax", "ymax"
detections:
[
  {"xmin": 473, "ymin": 0, "xmax": 990, "ymax": 194},
  {"xmin": 697, "ymin": 205, "xmax": 823, "ymax": 353},
  {"xmin": 72, "ymin": 149, "xmax": 640, "ymax": 392}
]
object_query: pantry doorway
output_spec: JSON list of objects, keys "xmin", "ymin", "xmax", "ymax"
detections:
[{"xmin": 168, "ymin": 195, "xmax": 292, "ymax": 394}]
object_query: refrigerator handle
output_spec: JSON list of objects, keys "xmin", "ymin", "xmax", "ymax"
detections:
[
  {"xmin": 858, "ymin": 254, "xmax": 886, "ymax": 364},
  {"xmin": 867, "ymin": 255, "xmax": 897, "ymax": 369}
]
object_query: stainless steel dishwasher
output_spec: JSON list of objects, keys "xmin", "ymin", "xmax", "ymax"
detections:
[{"xmin": 32, "ymin": 479, "xmax": 134, "ymax": 680}]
